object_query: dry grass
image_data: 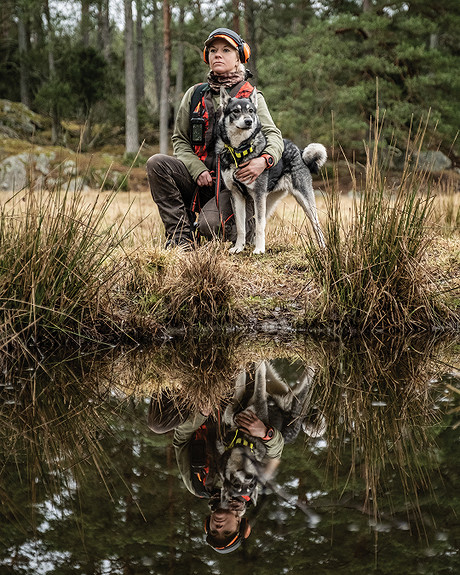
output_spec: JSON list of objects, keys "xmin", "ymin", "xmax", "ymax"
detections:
[{"xmin": 0, "ymin": 164, "xmax": 458, "ymax": 350}]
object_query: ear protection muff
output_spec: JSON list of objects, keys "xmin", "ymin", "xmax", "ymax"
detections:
[
  {"xmin": 240, "ymin": 518, "xmax": 251, "ymax": 539},
  {"xmin": 203, "ymin": 28, "xmax": 251, "ymax": 64}
]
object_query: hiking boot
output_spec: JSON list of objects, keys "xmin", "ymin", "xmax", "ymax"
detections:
[{"xmin": 164, "ymin": 234, "xmax": 196, "ymax": 251}]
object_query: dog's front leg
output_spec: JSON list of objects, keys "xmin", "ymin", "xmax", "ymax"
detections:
[
  {"xmin": 229, "ymin": 187, "xmax": 246, "ymax": 254},
  {"xmin": 251, "ymin": 187, "xmax": 267, "ymax": 254},
  {"xmin": 253, "ymin": 360, "xmax": 269, "ymax": 422}
]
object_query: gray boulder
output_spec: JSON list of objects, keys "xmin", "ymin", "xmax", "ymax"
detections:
[
  {"xmin": 416, "ymin": 150, "xmax": 452, "ymax": 172},
  {"xmin": 0, "ymin": 99, "xmax": 43, "ymax": 138},
  {"xmin": 0, "ymin": 153, "xmax": 29, "ymax": 191}
]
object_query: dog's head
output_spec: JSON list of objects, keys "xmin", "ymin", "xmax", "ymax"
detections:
[
  {"xmin": 219, "ymin": 87, "xmax": 259, "ymax": 133},
  {"xmin": 221, "ymin": 447, "xmax": 259, "ymax": 502}
]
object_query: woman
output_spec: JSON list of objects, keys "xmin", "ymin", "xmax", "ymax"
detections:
[{"xmin": 146, "ymin": 28, "xmax": 284, "ymax": 248}]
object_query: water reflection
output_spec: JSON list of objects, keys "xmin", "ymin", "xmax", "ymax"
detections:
[
  {"xmin": 0, "ymin": 335, "xmax": 458, "ymax": 573},
  {"xmin": 148, "ymin": 360, "xmax": 321, "ymax": 554}
]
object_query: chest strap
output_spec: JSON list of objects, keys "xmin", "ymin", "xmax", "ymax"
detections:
[
  {"xmin": 224, "ymin": 142, "xmax": 254, "ymax": 166},
  {"xmin": 226, "ymin": 429, "xmax": 255, "ymax": 453}
]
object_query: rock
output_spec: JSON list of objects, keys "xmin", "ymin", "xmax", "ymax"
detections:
[
  {"xmin": 0, "ymin": 149, "xmax": 84, "ymax": 192},
  {"xmin": 66, "ymin": 177, "xmax": 90, "ymax": 193},
  {"xmin": 0, "ymin": 99, "xmax": 43, "ymax": 139},
  {"xmin": 35, "ymin": 152, "xmax": 55, "ymax": 175},
  {"xmin": 61, "ymin": 159, "xmax": 77, "ymax": 176},
  {"xmin": 0, "ymin": 153, "xmax": 29, "ymax": 191},
  {"xmin": 416, "ymin": 150, "xmax": 452, "ymax": 172}
]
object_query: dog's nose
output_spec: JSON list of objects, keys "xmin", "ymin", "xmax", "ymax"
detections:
[{"xmin": 244, "ymin": 118, "xmax": 252, "ymax": 127}]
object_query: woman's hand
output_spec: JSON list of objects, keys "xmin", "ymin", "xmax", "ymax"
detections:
[
  {"xmin": 197, "ymin": 170, "xmax": 213, "ymax": 187},
  {"xmin": 235, "ymin": 157, "xmax": 266, "ymax": 184},
  {"xmin": 234, "ymin": 409, "xmax": 268, "ymax": 438}
]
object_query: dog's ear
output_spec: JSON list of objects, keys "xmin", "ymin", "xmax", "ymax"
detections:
[
  {"xmin": 220, "ymin": 87, "xmax": 231, "ymax": 110},
  {"xmin": 249, "ymin": 87, "xmax": 258, "ymax": 109}
]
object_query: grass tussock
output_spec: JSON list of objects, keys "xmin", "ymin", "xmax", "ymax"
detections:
[
  {"xmin": 0, "ymin": 187, "xmax": 131, "ymax": 351},
  {"xmin": 158, "ymin": 241, "xmax": 240, "ymax": 327},
  {"xmin": 304, "ymin": 115, "xmax": 456, "ymax": 334}
]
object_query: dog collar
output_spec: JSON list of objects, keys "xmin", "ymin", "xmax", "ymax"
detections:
[{"xmin": 224, "ymin": 143, "xmax": 254, "ymax": 166}]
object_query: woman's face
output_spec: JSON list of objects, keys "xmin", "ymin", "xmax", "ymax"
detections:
[{"xmin": 208, "ymin": 39, "xmax": 239, "ymax": 75}]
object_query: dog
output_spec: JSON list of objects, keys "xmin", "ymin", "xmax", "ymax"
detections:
[
  {"xmin": 216, "ymin": 87, "xmax": 327, "ymax": 254},
  {"xmin": 217, "ymin": 360, "xmax": 318, "ymax": 506}
]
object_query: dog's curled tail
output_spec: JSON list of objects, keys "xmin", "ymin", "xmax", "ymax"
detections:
[{"xmin": 302, "ymin": 143, "xmax": 327, "ymax": 175}]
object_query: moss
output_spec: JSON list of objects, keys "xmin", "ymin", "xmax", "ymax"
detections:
[{"xmin": 0, "ymin": 99, "xmax": 45, "ymax": 135}]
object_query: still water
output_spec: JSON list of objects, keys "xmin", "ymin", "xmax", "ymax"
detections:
[{"xmin": 0, "ymin": 335, "xmax": 459, "ymax": 574}]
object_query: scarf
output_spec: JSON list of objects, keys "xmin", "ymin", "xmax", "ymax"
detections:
[{"xmin": 207, "ymin": 64, "xmax": 252, "ymax": 93}]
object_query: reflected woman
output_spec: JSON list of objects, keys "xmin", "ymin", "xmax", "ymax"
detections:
[{"xmin": 147, "ymin": 359, "xmax": 319, "ymax": 554}]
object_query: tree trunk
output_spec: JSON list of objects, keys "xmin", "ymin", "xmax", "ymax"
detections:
[
  {"xmin": 159, "ymin": 0, "xmax": 171, "ymax": 154},
  {"xmin": 174, "ymin": 5, "xmax": 185, "ymax": 119},
  {"xmin": 17, "ymin": 2, "xmax": 31, "ymax": 108},
  {"xmin": 151, "ymin": 1, "xmax": 162, "ymax": 110},
  {"xmin": 124, "ymin": 0, "xmax": 139, "ymax": 155},
  {"xmin": 81, "ymin": 0, "xmax": 90, "ymax": 46},
  {"xmin": 243, "ymin": 0, "xmax": 257, "ymax": 83},
  {"xmin": 135, "ymin": 0, "xmax": 145, "ymax": 103},
  {"xmin": 44, "ymin": 0, "xmax": 60, "ymax": 144},
  {"xmin": 194, "ymin": 0, "xmax": 202, "ymax": 21},
  {"xmin": 232, "ymin": 0, "xmax": 240, "ymax": 34},
  {"xmin": 98, "ymin": 0, "xmax": 111, "ymax": 61}
]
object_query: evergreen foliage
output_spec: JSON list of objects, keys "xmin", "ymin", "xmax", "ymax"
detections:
[{"xmin": 0, "ymin": 0, "xmax": 458, "ymax": 157}]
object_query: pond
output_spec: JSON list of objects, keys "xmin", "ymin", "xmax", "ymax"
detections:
[{"xmin": 0, "ymin": 334, "xmax": 459, "ymax": 574}]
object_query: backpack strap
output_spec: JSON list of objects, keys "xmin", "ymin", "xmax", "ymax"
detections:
[{"xmin": 190, "ymin": 82, "xmax": 209, "ymax": 116}]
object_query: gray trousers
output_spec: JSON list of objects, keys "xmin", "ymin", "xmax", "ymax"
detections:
[{"xmin": 146, "ymin": 153, "xmax": 254, "ymax": 245}]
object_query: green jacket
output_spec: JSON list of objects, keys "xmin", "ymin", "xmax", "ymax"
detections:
[{"xmin": 172, "ymin": 84, "xmax": 284, "ymax": 182}]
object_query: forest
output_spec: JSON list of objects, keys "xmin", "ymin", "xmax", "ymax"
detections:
[{"xmin": 1, "ymin": 0, "xmax": 459, "ymax": 162}]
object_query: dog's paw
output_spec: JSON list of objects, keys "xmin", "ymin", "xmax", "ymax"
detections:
[
  {"xmin": 252, "ymin": 247, "xmax": 265, "ymax": 255},
  {"xmin": 229, "ymin": 245, "xmax": 244, "ymax": 254}
]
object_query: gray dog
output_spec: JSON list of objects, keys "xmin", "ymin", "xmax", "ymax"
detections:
[{"xmin": 216, "ymin": 88, "xmax": 327, "ymax": 254}]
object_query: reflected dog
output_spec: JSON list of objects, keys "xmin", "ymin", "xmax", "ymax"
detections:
[
  {"xmin": 218, "ymin": 360, "xmax": 319, "ymax": 506},
  {"xmin": 216, "ymin": 88, "xmax": 327, "ymax": 254},
  {"xmin": 218, "ymin": 362, "xmax": 270, "ymax": 505}
]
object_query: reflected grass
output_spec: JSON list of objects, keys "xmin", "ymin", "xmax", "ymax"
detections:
[
  {"xmin": 0, "ymin": 353, "xmax": 116, "ymax": 510},
  {"xmin": 306, "ymin": 335, "xmax": 450, "ymax": 519}
]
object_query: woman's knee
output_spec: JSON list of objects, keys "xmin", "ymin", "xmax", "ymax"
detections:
[{"xmin": 146, "ymin": 153, "xmax": 171, "ymax": 176}]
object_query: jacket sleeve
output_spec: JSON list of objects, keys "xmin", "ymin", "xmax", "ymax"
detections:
[
  {"xmin": 263, "ymin": 427, "xmax": 284, "ymax": 459},
  {"xmin": 256, "ymin": 92, "xmax": 284, "ymax": 165},
  {"xmin": 172, "ymin": 86, "xmax": 210, "ymax": 182}
]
